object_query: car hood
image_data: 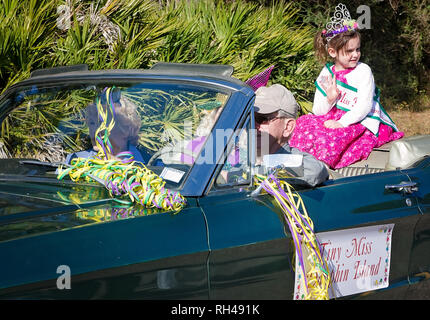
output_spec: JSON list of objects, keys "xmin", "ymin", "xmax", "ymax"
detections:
[{"xmin": 0, "ymin": 178, "xmax": 160, "ymax": 242}]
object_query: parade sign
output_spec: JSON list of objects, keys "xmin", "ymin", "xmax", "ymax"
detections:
[{"xmin": 294, "ymin": 224, "xmax": 394, "ymax": 299}]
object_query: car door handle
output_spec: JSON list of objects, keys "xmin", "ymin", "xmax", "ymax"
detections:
[{"xmin": 385, "ymin": 181, "xmax": 418, "ymax": 194}]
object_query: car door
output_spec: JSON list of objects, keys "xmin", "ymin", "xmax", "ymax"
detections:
[
  {"xmin": 200, "ymin": 186, "xmax": 296, "ymax": 299},
  {"xmin": 200, "ymin": 113, "xmax": 421, "ymax": 299},
  {"xmin": 197, "ymin": 113, "xmax": 293, "ymax": 299},
  {"xmin": 301, "ymin": 169, "xmax": 421, "ymax": 299},
  {"xmin": 202, "ymin": 165, "xmax": 421, "ymax": 300},
  {"xmin": 402, "ymin": 157, "xmax": 430, "ymax": 298}
]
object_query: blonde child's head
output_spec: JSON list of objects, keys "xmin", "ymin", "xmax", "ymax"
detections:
[{"xmin": 85, "ymin": 92, "xmax": 141, "ymax": 151}]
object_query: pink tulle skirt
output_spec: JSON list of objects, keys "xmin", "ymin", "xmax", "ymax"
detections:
[{"xmin": 289, "ymin": 108, "xmax": 404, "ymax": 169}]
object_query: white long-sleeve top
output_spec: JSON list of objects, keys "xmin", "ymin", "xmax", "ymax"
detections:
[{"xmin": 312, "ymin": 62, "xmax": 376, "ymax": 128}]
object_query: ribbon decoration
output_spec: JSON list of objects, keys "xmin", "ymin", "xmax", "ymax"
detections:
[
  {"xmin": 57, "ymin": 87, "xmax": 186, "ymax": 213},
  {"xmin": 254, "ymin": 174, "xmax": 331, "ymax": 300}
]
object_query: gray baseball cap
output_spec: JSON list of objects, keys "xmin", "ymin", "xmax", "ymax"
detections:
[{"xmin": 254, "ymin": 84, "xmax": 298, "ymax": 118}]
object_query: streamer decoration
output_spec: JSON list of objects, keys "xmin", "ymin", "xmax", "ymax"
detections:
[
  {"xmin": 57, "ymin": 86, "xmax": 186, "ymax": 213},
  {"xmin": 254, "ymin": 173, "xmax": 331, "ymax": 300}
]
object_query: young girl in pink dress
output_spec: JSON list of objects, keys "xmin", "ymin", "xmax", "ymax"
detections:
[{"xmin": 289, "ymin": 3, "xmax": 404, "ymax": 169}]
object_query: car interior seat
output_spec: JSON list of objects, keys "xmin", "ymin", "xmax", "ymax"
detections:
[{"xmin": 328, "ymin": 134, "xmax": 430, "ymax": 179}]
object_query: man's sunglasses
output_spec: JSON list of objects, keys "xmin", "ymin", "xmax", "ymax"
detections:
[{"xmin": 254, "ymin": 112, "xmax": 281, "ymax": 124}]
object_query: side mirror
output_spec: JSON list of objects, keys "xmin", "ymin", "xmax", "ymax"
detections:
[
  {"xmin": 262, "ymin": 154, "xmax": 304, "ymax": 177},
  {"xmin": 251, "ymin": 154, "xmax": 305, "ymax": 197},
  {"xmin": 262, "ymin": 154, "xmax": 303, "ymax": 171}
]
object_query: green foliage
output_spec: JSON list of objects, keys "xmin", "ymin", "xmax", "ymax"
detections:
[
  {"xmin": 0, "ymin": 0, "xmax": 316, "ymax": 103},
  {"xmin": 0, "ymin": 0, "xmax": 428, "ymax": 156},
  {"xmin": 1, "ymin": 0, "xmax": 428, "ymax": 105},
  {"xmin": 0, "ymin": 0, "xmax": 57, "ymax": 91},
  {"xmin": 153, "ymin": 0, "xmax": 316, "ymax": 110}
]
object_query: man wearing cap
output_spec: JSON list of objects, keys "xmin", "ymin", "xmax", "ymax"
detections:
[{"xmin": 254, "ymin": 84, "xmax": 328, "ymax": 186}]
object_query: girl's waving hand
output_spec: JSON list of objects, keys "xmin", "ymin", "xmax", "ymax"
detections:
[{"xmin": 321, "ymin": 74, "xmax": 340, "ymax": 106}]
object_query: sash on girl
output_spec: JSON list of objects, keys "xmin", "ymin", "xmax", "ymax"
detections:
[{"xmin": 315, "ymin": 63, "xmax": 399, "ymax": 136}]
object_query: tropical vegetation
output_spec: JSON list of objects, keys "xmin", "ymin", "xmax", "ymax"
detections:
[{"xmin": 0, "ymin": 0, "xmax": 428, "ymax": 158}]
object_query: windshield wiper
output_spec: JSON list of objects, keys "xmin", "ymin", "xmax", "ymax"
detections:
[
  {"xmin": 18, "ymin": 160, "xmax": 70, "ymax": 168},
  {"xmin": 18, "ymin": 160, "xmax": 108, "ymax": 187}
]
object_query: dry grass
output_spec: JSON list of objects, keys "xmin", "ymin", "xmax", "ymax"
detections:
[{"xmin": 389, "ymin": 109, "xmax": 430, "ymax": 137}]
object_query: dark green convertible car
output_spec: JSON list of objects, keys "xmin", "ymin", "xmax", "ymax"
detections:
[{"xmin": 0, "ymin": 63, "xmax": 429, "ymax": 300}]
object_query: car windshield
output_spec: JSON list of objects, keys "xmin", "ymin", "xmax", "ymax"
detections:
[{"xmin": 0, "ymin": 81, "xmax": 230, "ymax": 190}]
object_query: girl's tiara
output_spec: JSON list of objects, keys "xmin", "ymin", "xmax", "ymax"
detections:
[{"xmin": 322, "ymin": 3, "xmax": 360, "ymax": 42}]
